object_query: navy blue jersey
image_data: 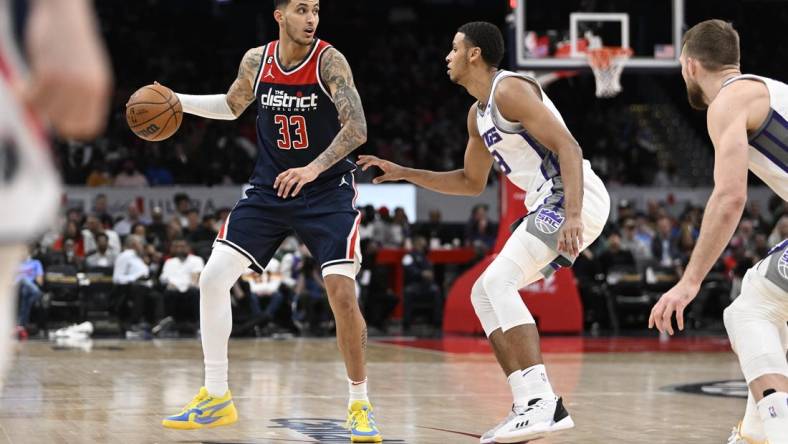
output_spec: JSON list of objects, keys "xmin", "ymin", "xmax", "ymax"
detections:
[{"xmin": 249, "ymin": 39, "xmax": 355, "ymax": 189}]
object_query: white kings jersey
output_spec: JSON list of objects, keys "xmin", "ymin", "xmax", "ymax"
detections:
[
  {"xmin": 476, "ymin": 70, "xmax": 598, "ymax": 211},
  {"xmin": 0, "ymin": 0, "xmax": 60, "ymax": 240},
  {"xmin": 721, "ymin": 74, "xmax": 788, "ymax": 201}
]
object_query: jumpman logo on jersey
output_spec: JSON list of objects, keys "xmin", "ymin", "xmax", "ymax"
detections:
[
  {"xmin": 264, "ymin": 64, "xmax": 275, "ymax": 80},
  {"xmin": 339, "ymin": 175, "xmax": 349, "ymax": 187}
]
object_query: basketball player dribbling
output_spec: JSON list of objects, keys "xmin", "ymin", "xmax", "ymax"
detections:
[
  {"xmin": 358, "ymin": 22, "xmax": 610, "ymax": 443},
  {"xmin": 0, "ymin": 0, "xmax": 110, "ymax": 388},
  {"xmin": 649, "ymin": 20, "xmax": 788, "ymax": 444},
  {"xmin": 158, "ymin": 1, "xmax": 381, "ymax": 441}
]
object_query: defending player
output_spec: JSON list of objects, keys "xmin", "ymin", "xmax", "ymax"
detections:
[
  {"xmin": 158, "ymin": 1, "xmax": 381, "ymax": 441},
  {"xmin": 649, "ymin": 20, "xmax": 788, "ymax": 444},
  {"xmin": 358, "ymin": 22, "xmax": 610, "ymax": 443},
  {"xmin": 0, "ymin": 0, "xmax": 111, "ymax": 388}
]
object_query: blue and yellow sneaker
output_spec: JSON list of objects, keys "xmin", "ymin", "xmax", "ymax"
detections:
[
  {"xmin": 162, "ymin": 387, "xmax": 238, "ymax": 430},
  {"xmin": 345, "ymin": 400, "xmax": 382, "ymax": 442}
]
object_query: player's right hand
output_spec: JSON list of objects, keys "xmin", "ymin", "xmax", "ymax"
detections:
[{"xmin": 357, "ymin": 155, "xmax": 407, "ymax": 184}]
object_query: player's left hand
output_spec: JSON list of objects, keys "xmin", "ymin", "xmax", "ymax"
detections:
[
  {"xmin": 274, "ymin": 165, "xmax": 320, "ymax": 198},
  {"xmin": 648, "ymin": 282, "xmax": 699, "ymax": 335},
  {"xmin": 557, "ymin": 215, "xmax": 583, "ymax": 257}
]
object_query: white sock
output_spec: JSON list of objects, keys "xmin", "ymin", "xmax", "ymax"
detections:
[
  {"xmin": 741, "ymin": 391, "xmax": 766, "ymax": 441},
  {"xmin": 757, "ymin": 391, "xmax": 788, "ymax": 443},
  {"xmin": 507, "ymin": 370, "xmax": 528, "ymax": 407},
  {"xmin": 349, "ymin": 378, "xmax": 369, "ymax": 405},
  {"xmin": 521, "ymin": 364, "xmax": 555, "ymax": 402},
  {"xmin": 200, "ymin": 246, "xmax": 249, "ymax": 398}
]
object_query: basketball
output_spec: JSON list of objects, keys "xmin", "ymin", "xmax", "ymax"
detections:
[{"xmin": 126, "ymin": 83, "xmax": 182, "ymax": 141}]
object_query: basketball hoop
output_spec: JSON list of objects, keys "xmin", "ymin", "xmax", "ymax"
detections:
[{"xmin": 586, "ymin": 47, "xmax": 632, "ymax": 98}]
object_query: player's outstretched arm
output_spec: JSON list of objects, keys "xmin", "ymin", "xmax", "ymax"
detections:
[
  {"xmin": 495, "ymin": 78, "xmax": 584, "ymax": 256},
  {"xmin": 174, "ymin": 47, "xmax": 264, "ymax": 120},
  {"xmin": 274, "ymin": 48, "xmax": 367, "ymax": 197},
  {"xmin": 357, "ymin": 103, "xmax": 493, "ymax": 196},
  {"xmin": 649, "ymin": 86, "xmax": 751, "ymax": 335}
]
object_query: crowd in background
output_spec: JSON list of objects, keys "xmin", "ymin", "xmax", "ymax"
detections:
[{"xmin": 17, "ymin": 187, "xmax": 788, "ymax": 339}]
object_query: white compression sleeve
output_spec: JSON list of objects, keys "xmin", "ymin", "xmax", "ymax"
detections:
[{"xmin": 175, "ymin": 93, "xmax": 237, "ymax": 120}]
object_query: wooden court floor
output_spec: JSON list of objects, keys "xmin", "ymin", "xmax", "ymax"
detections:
[{"xmin": 0, "ymin": 336, "xmax": 745, "ymax": 443}]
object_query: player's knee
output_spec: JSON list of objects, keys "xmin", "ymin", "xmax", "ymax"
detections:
[
  {"xmin": 199, "ymin": 264, "xmax": 231, "ymax": 297},
  {"xmin": 330, "ymin": 295, "xmax": 356, "ymax": 318},
  {"xmin": 481, "ymin": 262, "xmax": 518, "ymax": 298},
  {"xmin": 470, "ymin": 275, "xmax": 487, "ymax": 311}
]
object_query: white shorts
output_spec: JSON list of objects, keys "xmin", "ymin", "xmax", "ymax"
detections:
[{"xmin": 500, "ymin": 168, "xmax": 610, "ymax": 281}]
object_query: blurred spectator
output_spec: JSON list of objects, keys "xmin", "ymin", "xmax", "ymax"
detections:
[
  {"xmin": 293, "ymin": 255, "xmax": 329, "ymax": 335},
  {"xmin": 114, "ymin": 159, "xmax": 149, "ymax": 187},
  {"xmin": 677, "ymin": 224, "xmax": 698, "ymax": 267},
  {"xmin": 173, "ymin": 193, "xmax": 192, "ymax": 227},
  {"xmin": 114, "ymin": 203, "xmax": 150, "ymax": 238},
  {"xmin": 16, "ymin": 245, "xmax": 44, "ymax": 336},
  {"xmin": 182, "ymin": 209, "xmax": 201, "ymax": 240},
  {"xmin": 188, "ymin": 215, "xmax": 219, "ymax": 258},
  {"xmin": 389, "ymin": 207, "xmax": 411, "ymax": 247},
  {"xmin": 651, "ymin": 216, "xmax": 680, "ymax": 267},
  {"xmin": 598, "ymin": 232, "xmax": 637, "ymax": 275},
  {"xmin": 214, "ymin": 208, "xmax": 231, "ymax": 232},
  {"xmin": 51, "ymin": 220, "xmax": 85, "ymax": 258},
  {"xmin": 744, "ymin": 202, "xmax": 770, "ymax": 234},
  {"xmin": 113, "ymin": 235, "xmax": 158, "ymax": 332},
  {"xmin": 620, "ymin": 217, "xmax": 652, "ymax": 267},
  {"xmin": 465, "ymin": 204, "xmax": 496, "ymax": 252},
  {"xmin": 48, "ymin": 238, "xmax": 85, "ymax": 270},
  {"xmin": 358, "ymin": 240, "xmax": 398, "ymax": 334},
  {"xmin": 164, "ymin": 219, "xmax": 184, "ymax": 253},
  {"xmin": 83, "ymin": 214, "xmax": 122, "ymax": 257},
  {"xmin": 730, "ymin": 219, "xmax": 756, "ymax": 258},
  {"xmin": 159, "ymin": 238, "xmax": 204, "ymax": 329},
  {"xmin": 85, "ymin": 233, "xmax": 117, "ymax": 268},
  {"xmin": 372, "ymin": 207, "xmax": 395, "ymax": 247},
  {"xmin": 418, "ymin": 209, "xmax": 452, "ymax": 248},
  {"xmin": 402, "ymin": 236, "xmax": 442, "ymax": 334},
  {"xmin": 147, "ymin": 206, "xmax": 168, "ymax": 249},
  {"xmin": 85, "ymin": 161, "xmax": 113, "ymax": 187},
  {"xmin": 359, "ymin": 205, "xmax": 376, "ymax": 242},
  {"xmin": 617, "ymin": 199, "xmax": 635, "ymax": 222},
  {"xmin": 92, "ymin": 193, "xmax": 114, "ymax": 228}
]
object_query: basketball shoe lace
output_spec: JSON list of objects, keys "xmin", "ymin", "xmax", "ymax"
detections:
[
  {"xmin": 182, "ymin": 390, "xmax": 210, "ymax": 412},
  {"xmin": 346, "ymin": 405, "xmax": 373, "ymax": 431}
]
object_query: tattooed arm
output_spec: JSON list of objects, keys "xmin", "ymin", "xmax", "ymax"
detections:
[
  {"xmin": 311, "ymin": 47, "xmax": 368, "ymax": 171},
  {"xmin": 273, "ymin": 47, "xmax": 367, "ymax": 197},
  {"xmin": 225, "ymin": 46, "xmax": 264, "ymax": 116},
  {"xmin": 173, "ymin": 46, "xmax": 263, "ymax": 120}
]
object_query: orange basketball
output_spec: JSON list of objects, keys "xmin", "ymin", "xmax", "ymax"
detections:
[{"xmin": 126, "ymin": 83, "xmax": 182, "ymax": 142}]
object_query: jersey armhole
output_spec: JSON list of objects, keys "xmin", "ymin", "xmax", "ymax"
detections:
[{"xmin": 252, "ymin": 43, "xmax": 270, "ymax": 97}]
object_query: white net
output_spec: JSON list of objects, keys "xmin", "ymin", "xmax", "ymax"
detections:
[{"xmin": 587, "ymin": 47, "xmax": 631, "ymax": 98}]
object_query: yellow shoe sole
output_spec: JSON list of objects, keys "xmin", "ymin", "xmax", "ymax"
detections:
[
  {"xmin": 161, "ymin": 408, "xmax": 238, "ymax": 430},
  {"xmin": 351, "ymin": 433, "xmax": 383, "ymax": 443}
]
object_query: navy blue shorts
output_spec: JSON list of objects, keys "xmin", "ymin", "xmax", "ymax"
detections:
[{"xmin": 216, "ymin": 172, "xmax": 361, "ymax": 274}]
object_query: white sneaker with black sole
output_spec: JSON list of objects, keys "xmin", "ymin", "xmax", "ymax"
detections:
[
  {"xmin": 479, "ymin": 406, "xmax": 517, "ymax": 444},
  {"xmin": 493, "ymin": 396, "xmax": 574, "ymax": 443}
]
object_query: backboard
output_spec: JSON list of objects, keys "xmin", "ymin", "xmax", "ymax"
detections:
[{"xmin": 512, "ymin": 0, "xmax": 684, "ymax": 71}]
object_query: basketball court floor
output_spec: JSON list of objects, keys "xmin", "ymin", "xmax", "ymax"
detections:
[{"xmin": 0, "ymin": 336, "xmax": 744, "ymax": 443}]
